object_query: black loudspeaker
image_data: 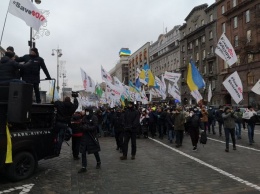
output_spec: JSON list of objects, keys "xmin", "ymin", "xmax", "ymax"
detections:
[{"xmin": 8, "ymin": 82, "xmax": 33, "ymax": 123}]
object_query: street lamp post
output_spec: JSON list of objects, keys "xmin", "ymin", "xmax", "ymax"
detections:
[
  {"xmin": 51, "ymin": 48, "xmax": 63, "ymax": 93},
  {"xmin": 29, "ymin": 0, "xmax": 42, "ymax": 50}
]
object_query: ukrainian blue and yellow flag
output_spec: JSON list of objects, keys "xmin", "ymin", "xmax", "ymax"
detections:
[
  {"xmin": 139, "ymin": 64, "xmax": 155, "ymax": 86},
  {"xmin": 119, "ymin": 48, "xmax": 131, "ymax": 56},
  {"xmin": 187, "ymin": 60, "xmax": 205, "ymax": 91}
]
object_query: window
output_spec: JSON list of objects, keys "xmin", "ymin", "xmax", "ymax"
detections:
[
  {"xmin": 209, "ymin": 14, "xmax": 213, "ymax": 22},
  {"xmin": 210, "ymin": 46, "xmax": 214, "ymax": 54},
  {"xmin": 234, "ymin": 16, "xmax": 238, "ymax": 28},
  {"xmin": 189, "ymin": 28, "xmax": 191, "ymax": 32},
  {"xmin": 195, "ymin": 39, "xmax": 199, "ymax": 46},
  {"xmin": 227, "ymin": 1, "xmax": 231, "ymax": 10},
  {"xmin": 248, "ymin": 54, "xmax": 254, "ymax": 63},
  {"xmin": 209, "ymin": 31, "xmax": 213, "ymax": 39},
  {"xmin": 224, "ymin": 61, "xmax": 228, "ymax": 69},
  {"xmin": 203, "ymin": 65, "xmax": 207, "ymax": 74},
  {"xmin": 201, "ymin": 35, "xmax": 205, "ymax": 43},
  {"xmin": 245, "ymin": 10, "xmax": 250, "ymax": 23},
  {"xmin": 222, "ymin": 23, "xmax": 226, "ymax": 33},
  {"xmin": 189, "ymin": 42, "xmax": 193, "ymax": 49},
  {"xmin": 209, "ymin": 62, "xmax": 213, "ymax": 72},
  {"xmin": 196, "ymin": 52, "xmax": 199, "ymax": 61},
  {"xmin": 203, "ymin": 50, "xmax": 206, "ymax": 59},
  {"xmin": 236, "ymin": 55, "xmax": 240, "ymax": 65},
  {"xmin": 247, "ymin": 30, "xmax": 251, "ymax": 43},
  {"xmin": 221, "ymin": 5, "xmax": 225, "ymax": 14},
  {"xmin": 182, "ymin": 45, "xmax": 185, "ymax": 52},
  {"xmin": 195, "ymin": 24, "xmax": 198, "ymax": 29},
  {"xmin": 234, "ymin": 35, "xmax": 239, "ymax": 47},
  {"xmin": 247, "ymin": 72, "xmax": 254, "ymax": 85},
  {"xmin": 183, "ymin": 32, "xmax": 186, "ymax": 37},
  {"xmin": 233, "ymin": 0, "xmax": 237, "ymax": 7},
  {"xmin": 201, "ymin": 20, "xmax": 205, "ymax": 25}
]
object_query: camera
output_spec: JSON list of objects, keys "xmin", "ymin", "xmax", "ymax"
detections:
[{"xmin": 72, "ymin": 91, "xmax": 79, "ymax": 98}]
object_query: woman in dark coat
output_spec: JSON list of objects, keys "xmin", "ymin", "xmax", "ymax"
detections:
[{"xmin": 78, "ymin": 107, "xmax": 101, "ymax": 173}]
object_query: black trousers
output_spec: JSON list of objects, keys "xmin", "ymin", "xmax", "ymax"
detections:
[
  {"xmin": 72, "ymin": 136, "xmax": 81, "ymax": 158},
  {"xmin": 175, "ymin": 130, "xmax": 184, "ymax": 146},
  {"xmin": 33, "ymin": 83, "xmax": 41, "ymax": 103},
  {"xmin": 189, "ymin": 128, "xmax": 199, "ymax": 147},
  {"xmin": 122, "ymin": 131, "xmax": 136, "ymax": 157},
  {"xmin": 149, "ymin": 122, "xmax": 156, "ymax": 137},
  {"xmin": 115, "ymin": 129, "xmax": 123, "ymax": 149}
]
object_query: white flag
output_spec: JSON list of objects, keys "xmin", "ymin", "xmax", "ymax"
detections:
[
  {"xmin": 215, "ymin": 33, "xmax": 237, "ymax": 67},
  {"xmin": 191, "ymin": 90, "xmax": 203, "ymax": 103},
  {"xmin": 222, "ymin": 71, "xmax": 243, "ymax": 104},
  {"xmin": 208, "ymin": 84, "xmax": 212, "ymax": 102},
  {"xmin": 113, "ymin": 76, "xmax": 123, "ymax": 88},
  {"xmin": 8, "ymin": 0, "xmax": 47, "ymax": 31},
  {"xmin": 80, "ymin": 68, "xmax": 95, "ymax": 93},
  {"xmin": 251, "ymin": 80, "xmax": 260, "ymax": 95},
  {"xmin": 164, "ymin": 71, "xmax": 181, "ymax": 83},
  {"xmin": 101, "ymin": 66, "xmax": 113, "ymax": 83},
  {"xmin": 168, "ymin": 83, "xmax": 181, "ymax": 102}
]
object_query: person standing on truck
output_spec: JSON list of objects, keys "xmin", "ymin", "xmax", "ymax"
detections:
[
  {"xmin": 16, "ymin": 48, "xmax": 52, "ymax": 103},
  {"xmin": 54, "ymin": 95, "xmax": 78, "ymax": 156}
]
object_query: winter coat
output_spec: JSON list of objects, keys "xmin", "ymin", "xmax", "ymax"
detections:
[
  {"xmin": 0, "ymin": 56, "xmax": 22, "ymax": 82},
  {"xmin": 79, "ymin": 114, "xmax": 100, "ymax": 154},
  {"xmin": 70, "ymin": 114, "xmax": 83, "ymax": 137},
  {"xmin": 148, "ymin": 111, "xmax": 157, "ymax": 123},
  {"xmin": 222, "ymin": 112, "xmax": 237, "ymax": 129},
  {"xmin": 200, "ymin": 109, "xmax": 208, "ymax": 122},
  {"xmin": 166, "ymin": 113, "xmax": 175, "ymax": 130},
  {"xmin": 54, "ymin": 98, "xmax": 78, "ymax": 124},
  {"xmin": 112, "ymin": 112, "xmax": 124, "ymax": 131},
  {"xmin": 122, "ymin": 107, "xmax": 139, "ymax": 132},
  {"xmin": 216, "ymin": 109, "xmax": 224, "ymax": 123},
  {"xmin": 174, "ymin": 112, "xmax": 185, "ymax": 131},
  {"xmin": 16, "ymin": 54, "xmax": 51, "ymax": 83}
]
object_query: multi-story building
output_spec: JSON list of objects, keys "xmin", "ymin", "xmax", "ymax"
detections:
[
  {"xmin": 149, "ymin": 25, "xmax": 181, "ymax": 77},
  {"xmin": 179, "ymin": 3, "xmax": 218, "ymax": 105},
  {"xmin": 217, "ymin": 0, "xmax": 260, "ymax": 108},
  {"xmin": 109, "ymin": 48, "xmax": 130, "ymax": 84},
  {"xmin": 128, "ymin": 42, "xmax": 150, "ymax": 83}
]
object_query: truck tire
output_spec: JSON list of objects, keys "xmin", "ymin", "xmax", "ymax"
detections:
[{"xmin": 6, "ymin": 151, "xmax": 37, "ymax": 181}]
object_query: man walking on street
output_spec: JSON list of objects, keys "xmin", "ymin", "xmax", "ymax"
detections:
[{"xmin": 120, "ymin": 102, "xmax": 139, "ymax": 160}]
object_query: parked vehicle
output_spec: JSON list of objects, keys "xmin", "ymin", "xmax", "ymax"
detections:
[{"xmin": 0, "ymin": 80, "xmax": 58, "ymax": 181}]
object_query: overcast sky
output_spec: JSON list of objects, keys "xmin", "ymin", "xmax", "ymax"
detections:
[{"xmin": 0, "ymin": 0, "xmax": 215, "ymax": 90}]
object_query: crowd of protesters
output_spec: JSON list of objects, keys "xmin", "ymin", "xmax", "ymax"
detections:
[{"xmin": 66, "ymin": 102, "xmax": 258, "ymax": 173}]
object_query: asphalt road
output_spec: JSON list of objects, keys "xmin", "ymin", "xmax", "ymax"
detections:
[{"xmin": 0, "ymin": 126, "xmax": 259, "ymax": 194}]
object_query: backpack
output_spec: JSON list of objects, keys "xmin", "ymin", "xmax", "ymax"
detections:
[
  {"xmin": 200, "ymin": 132, "xmax": 207, "ymax": 145},
  {"xmin": 64, "ymin": 127, "xmax": 72, "ymax": 141}
]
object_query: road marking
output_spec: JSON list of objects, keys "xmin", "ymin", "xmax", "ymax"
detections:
[
  {"xmin": 149, "ymin": 137, "xmax": 260, "ymax": 192},
  {"xmin": 207, "ymin": 137, "xmax": 260, "ymax": 152},
  {"xmin": 0, "ymin": 184, "xmax": 34, "ymax": 194}
]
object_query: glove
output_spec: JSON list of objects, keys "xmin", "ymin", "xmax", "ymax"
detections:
[{"xmin": 45, "ymin": 77, "xmax": 52, "ymax": 80}]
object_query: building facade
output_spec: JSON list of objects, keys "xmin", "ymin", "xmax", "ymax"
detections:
[
  {"xmin": 216, "ymin": 0, "xmax": 260, "ymax": 108},
  {"xmin": 0, "ymin": 46, "xmax": 5, "ymax": 58},
  {"xmin": 128, "ymin": 42, "xmax": 150, "ymax": 83},
  {"xmin": 179, "ymin": 3, "xmax": 218, "ymax": 105},
  {"xmin": 149, "ymin": 25, "xmax": 181, "ymax": 77}
]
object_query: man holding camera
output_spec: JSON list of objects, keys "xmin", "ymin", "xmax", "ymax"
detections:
[{"xmin": 54, "ymin": 93, "xmax": 79, "ymax": 156}]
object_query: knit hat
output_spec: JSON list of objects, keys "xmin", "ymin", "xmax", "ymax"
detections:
[
  {"xmin": 7, "ymin": 46, "xmax": 14, "ymax": 52},
  {"xmin": 31, "ymin": 48, "xmax": 39, "ymax": 56}
]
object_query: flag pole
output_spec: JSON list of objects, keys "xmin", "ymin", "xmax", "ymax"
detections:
[{"xmin": 0, "ymin": 1, "xmax": 11, "ymax": 47}]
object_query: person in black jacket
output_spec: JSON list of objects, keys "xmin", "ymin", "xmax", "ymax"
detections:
[
  {"xmin": 187, "ymin": 109, "xmax": 201, "ymax": 151},
  {"xmin": 78, "ymin": 107, "xmax": 101, "ymax": 173},
  {"xmin": 215, "ymin": 106, "xmax": 224, "ymax": 136},
  {"xmin": 148, "ymin": 107, "xmax": 157, "ymax": 138},
  {"xmin": 54, "ymin": 96, "xmax": 78, "ymax": 156},
  {"xmin": 16, "ymin": 48, "xmax": 51, "ymax": 103},
  {"xmin": 166, "ymin": 108, "xmax": 175, "ymax": 143},
  {"xmin": 120, "ymin": 102, "xmax": 139, "ymax": 160},
  {"xmin": 0, "ymin": 52, "xmax": 25, "ymax": 83},
  {"xmin": 112, "ymin": 108, "xmax": 124, "ymax": 151},
  {"xmin": 71, "ymin": 112, "xmax": 83, "ymax": 160}
]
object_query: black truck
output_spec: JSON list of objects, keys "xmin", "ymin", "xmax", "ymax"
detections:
[{"xmin": 0, "ymin": 81, "xmax": 59, "ymax": 181}]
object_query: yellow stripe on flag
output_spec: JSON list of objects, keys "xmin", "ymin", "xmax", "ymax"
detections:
[
  {"xmin": 187, "ymin": 63, "xmax": 198, "ymax": 91},
  {"xmin": 5, "ymin": 124, "xmax": 13, "ymax": 163}
]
